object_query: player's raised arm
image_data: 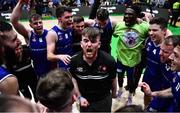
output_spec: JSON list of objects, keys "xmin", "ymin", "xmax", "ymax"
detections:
[{"xmin": 10, "ymin": 0, "xmax": 30, "ymax": 41}]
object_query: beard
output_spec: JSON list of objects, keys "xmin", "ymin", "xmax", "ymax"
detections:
[
  {"xmin": 123, "ymin": 18, "xmax": 136, "ymax": 27},
  {"xmin": 3, "ymin": 46, "xmax": 18, "ymax": 70},
  {"xmin": 0, "ymin": 56, "xmax": 2, "ymax": 65}
]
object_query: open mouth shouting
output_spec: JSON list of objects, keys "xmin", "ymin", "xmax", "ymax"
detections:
[
  {"xmin": 86, "ymin": 48, "xmax": 93, "ymax": 54},
  {"xmin": 35, "ymin": 27, "xmax": 43, "ymax": 33},
  {"xmin": 67, "ymin": 22, "xmax": 73, "ymax": 28}
]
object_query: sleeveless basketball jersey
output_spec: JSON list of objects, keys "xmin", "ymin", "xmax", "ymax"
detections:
[
  {"xmin": 145, "ymin": 37, "xmax": 161, "ymax": 75},
  {"xmin": 29, "ymin": 29, "xmax": 51, "ymax": 77},
  {"xmin": 52, "ymin": 26, "xmax": 73, "ymax": 69},
  {"xmin": 147, "ymin": 63, "xmax": 175, "ymax": 112},
  {"xmin": 171, "ymin": 72, "xmax": 180, "ymax": 111},
  {"xmin": 143, "ymin": 37, "xmax": 162, "ymax": 91},
  {"xmin": 0, "ymin": 66, "xmax": 13, "ymax": 83},
  {"xmin": 93, "ymin": 20, "xmax": 113, "ymax": 53},
  {"xmin": 161, "ymin": 63, "xmax": 174, "ymax": 88}
]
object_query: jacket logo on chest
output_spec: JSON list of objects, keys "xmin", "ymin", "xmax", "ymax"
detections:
[
  {"xmin": 32, "ymin": 38, "xmax": 36, "ymax": 42},
  {"xmin": 76, "ymin": 67, "xmax": 84, "ymax": 72},
  {"xmin": 39, "ymin": 38, "xmax": 43, "ymax": 42},
  {"xmin": 98, "ymin": 65, "xmax": 107, "ymax": 73},
  {"xmin": 65, "ymin": 34, "xmax": 69, "ymax": 39}
]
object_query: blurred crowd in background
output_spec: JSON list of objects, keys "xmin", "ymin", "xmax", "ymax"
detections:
[{"xmin": 0, "ymin": 0, "xmax": 176, "ymax": 12}]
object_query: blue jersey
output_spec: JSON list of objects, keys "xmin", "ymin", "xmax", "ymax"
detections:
[
  {"xmin": 161, "ymin": 63, "xmax": 174, "ymax": 88},
  {"xmin": 93, "ymin": 20, "xmax": 113, "ymax": 53},
  {"xmin": 0, "ymin": 66, "xmax": 13, "ymax": 83},
  {"xmin": 171, "ymin": 72, "xmax": 180, "ymax": 111},
  {"xmin": 144, "ymin": 38, "xmax": 175, "ymax": 111},
  {"xmin": 146, "ymin": 63, "xmax": 174, "ymax": 112},
  {"xmin": 29, "ymin": 29, "xmax": 51, "ymax": 77},
  {"xmin": 52, "ymin": 26, "xmax": 73, "ymax": 69},
  {"xmin": 147, "ymin": 96, "xmax": 174, "ymax": 112},
  {"xmin": 143, "ymin": 37, "xmax": 162, "ymax": 91}
]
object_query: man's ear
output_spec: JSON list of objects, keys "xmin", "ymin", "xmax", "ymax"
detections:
[
  {"xmin": 0, "ymin": 31, "xmax": 3, "ymax": 36},
  {"xmin": 98, "ymin": 42, "xmax": 101, "ymax": 48},
  {"xmin": 165, "ymin": 29, "xmax": 173, "ymax": 37},
  {"xmin": 72, "ymin": 94, "xmax": 77, "ymax": 102},
  {"xmin": 57, "ymin": 17, "xmax": 62, "ymax": 23},
  {"xmin": 29, "ymin": 23, "xmax": 33, "ymax": 28},
  {"xmin": 163, "ymin": 28, "xmax": 167, "ymax": 36},
  {"xmin": 80, "ymin": 41, "xmax": 83, "ymax": 48}
]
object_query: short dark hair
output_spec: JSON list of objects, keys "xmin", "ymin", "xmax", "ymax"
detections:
[
  {"xmin": 73, "ymin": 15, "xmax": 84, "ymax": 23},
  {"xmin": 81, "ymin": 27, "xmax": 102, "ymax": 41},
  {"xmin": 29, "ymin": 14, "xmax": 42, "ymax": 23},
  {"xmin": 96, "ymin": 8, "xmax": 109, "ymax": 21},
  {"xmin": 0, "ymin": 21, "xmax": 12, "ymax": 32},
  {"xmin": 0, "ymin": 21, "xmax": 13, "ymax": 43},
  {"xmin": 163, "ymin": 35, "xmax": 180, "ymax": 47},
  {"xmin": 171, "ymin": 35, "xmax": 180, "ymax": 47},
  {"xmin": 149, "ymin": 17, "xmax": 168, "ymax": 29},
  {"xmin": 115, "ymin": 105, "xmax": 143, "ymax": 112},
  {"xmin": 36, "ymin": 68, "xmax": 74, "ymax": 111},
  {"xmin": 56, "ymin": 6, "xmax": 72, "ymax": 18}
]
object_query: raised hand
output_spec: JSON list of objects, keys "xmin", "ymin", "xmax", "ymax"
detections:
[{"xmin": 139, "ymin": 82, "xmax": 152, "ymax": 96}]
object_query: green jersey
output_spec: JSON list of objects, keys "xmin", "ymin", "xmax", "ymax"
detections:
[
  {"xmin": 113, "ymin": 21, "xmax": 149, "ymax": 67},
  {"xmin": 173, "ymin": 2, "xmax": 180, "ymax": 10}
]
